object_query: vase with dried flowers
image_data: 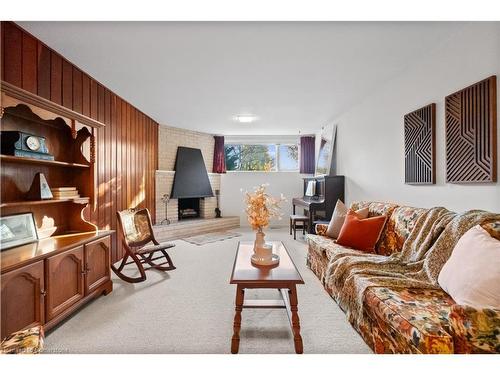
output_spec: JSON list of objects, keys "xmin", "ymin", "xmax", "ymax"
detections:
[{"xmin": 243, "ymin": 184, "xmax": 286, "ymax": 265}]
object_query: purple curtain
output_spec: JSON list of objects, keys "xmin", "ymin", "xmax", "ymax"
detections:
[
  {"xmin": 300, "ymin": 136, "xmax": 315, "ymax": 174},
  {"xmin": 213, "ymin": 136, "xmax": 226, "ymax": 173}
]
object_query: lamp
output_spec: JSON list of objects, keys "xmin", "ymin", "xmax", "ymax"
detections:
[{"xmin": 234, "ymin": 114, "xmax": 258, "ymax": 123}]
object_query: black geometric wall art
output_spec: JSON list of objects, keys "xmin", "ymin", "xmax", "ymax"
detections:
[
  {"xmin": 445, "ymin": 76, "xmax": 497, "ymax": 183},
  {"xmin": 404, "ymin": 103, "xmax": 436, "ymax": 184}
]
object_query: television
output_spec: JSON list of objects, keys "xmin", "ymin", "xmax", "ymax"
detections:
[{"xmin": 315, "ymin": 125, "xmax": 337, "ymax": 176}]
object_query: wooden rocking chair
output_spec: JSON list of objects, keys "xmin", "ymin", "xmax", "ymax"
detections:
[{"xmin": 112, "ymin": 208, "xmax": 176, "ymax": 283}]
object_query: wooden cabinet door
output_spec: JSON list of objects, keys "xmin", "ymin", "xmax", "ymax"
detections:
[
  {"xmin": 0, "ymin": 261, "xmax": 45, "ymax": 340},
  {"xmin": 46, "ymin": 246, "xmax": 85, "ymax": 321},
  {"xmin": 84, "ymin": 236, "xmax": 111, "ymax": 294}
]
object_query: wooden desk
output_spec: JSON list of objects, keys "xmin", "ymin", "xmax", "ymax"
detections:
[{"xmin": 229, "ymin": 241, "xmax": 304, "ymax": 354}]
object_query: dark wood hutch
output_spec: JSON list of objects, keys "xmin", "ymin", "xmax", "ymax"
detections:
[{"xmin": 0, "ymin": 81, "xmax": 113, "ymax": 340}]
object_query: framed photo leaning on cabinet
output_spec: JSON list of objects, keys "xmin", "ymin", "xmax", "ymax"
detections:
[{"xmin": 0, "ymin": 212, "xmax": 38, "ymax": 251}]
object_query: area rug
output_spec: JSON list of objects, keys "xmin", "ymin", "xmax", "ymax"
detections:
[
  {"xmin": 182, "ymin": 231, "xmax": 242, "ymax": 245},
  {"xmin": 42, "ymin": 228, "xmax": 371, "ymax": 353}
]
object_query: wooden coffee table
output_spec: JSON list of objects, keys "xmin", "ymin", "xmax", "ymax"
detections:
[{"xmin": 229, "ymin": 241, "xmax": 305, "ymax": 354}]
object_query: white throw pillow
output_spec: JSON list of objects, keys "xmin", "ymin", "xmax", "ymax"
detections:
[
  {"xmin": 438, "ymin": 225, "xmax": 500, "ymax": 309},
  {"xmin": 325, "ymin": 200, "xmax": 369, "ymax": 239}
]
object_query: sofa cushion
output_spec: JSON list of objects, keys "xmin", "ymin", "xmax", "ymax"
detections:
[
  {"xmin": 337, "ymin": 211, "xmax": 387, "ymax": 253},
  {"xmin": 326, "ymin": 200, "xmax": 369, "ymax": 239},
  {"xmin": 350, "ymin": 201, "xmax": 399, "ymax": 253},
  {"xmin": 377, "ymin": 206, "xmax": 426, "ymax": 256},
  {"xmin": 438, "ymin": 225, "xmax": 500, "ymax": 309},
  {"xmin": 364, "ymin": 287, "xmax": 455, "ymax": 353}
]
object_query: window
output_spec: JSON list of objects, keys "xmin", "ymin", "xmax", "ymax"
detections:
[
  {"xmin": 278, "ymin": 144, "xmax": 299, "ymax": 171},
  {"xmin": 225, "ymin": 143, "xmax": 298, "ymax": 172}
]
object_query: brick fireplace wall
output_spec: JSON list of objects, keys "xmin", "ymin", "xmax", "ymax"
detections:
[
  {"xmin": 158, "ymin": 125, "xmax": 214, "ymax": 172},
  {"xmin": 155, "ymin": 125, "xmax": 221, "ymax": 224}
]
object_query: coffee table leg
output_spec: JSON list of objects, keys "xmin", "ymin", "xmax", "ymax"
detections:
[
  {"xmin": 231, "ymin": 285, "xmax": 244, "ymax": 354},
  {"xmin": 289, "ymin": 285, "xmax": 303, "ymax": 354}
]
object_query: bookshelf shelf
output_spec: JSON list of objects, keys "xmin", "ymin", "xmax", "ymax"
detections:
[
  {"xmin": 0, "ymin": 197, "xmax": 90, "ymax": 208},
  {"xmin": 0, "ymin": 155, "xmax": 90, "ymax": 168}
]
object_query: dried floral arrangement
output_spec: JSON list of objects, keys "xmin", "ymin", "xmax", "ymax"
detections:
[{"xmin": 243, "ymin": 184, "xmax": 286, "ymax": 231}]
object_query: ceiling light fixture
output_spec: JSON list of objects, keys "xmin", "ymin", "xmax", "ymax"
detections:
[{"xmin": 234, "ymin": 114, "xmax": 258, "ymax": 123}]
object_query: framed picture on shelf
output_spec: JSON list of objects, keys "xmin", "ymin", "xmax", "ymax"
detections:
[{"xmin": 0, "ymin": 212, "xmax": 38, "ymax": 251}]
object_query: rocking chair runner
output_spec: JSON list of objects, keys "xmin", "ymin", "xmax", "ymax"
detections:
[{"xmin": 112, "ymin": 208, "xmax": 176, "ymax": 283}]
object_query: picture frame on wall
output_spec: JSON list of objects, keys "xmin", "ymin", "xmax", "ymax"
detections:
[
  {"xmin": 404, "ymin": 103, "xmax": 436, "ymax": 185},
  {"xmin": 0, "ymin": 212, "xmax": 38, "ymax": 251},
  {"xmin": 445, "ymin": 76, "xmax": 497, "ymax": 183}
]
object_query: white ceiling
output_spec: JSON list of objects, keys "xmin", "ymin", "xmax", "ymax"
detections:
[{"xmin": 19, "ymin": 22, "xmax": 467, "ymax": 135}]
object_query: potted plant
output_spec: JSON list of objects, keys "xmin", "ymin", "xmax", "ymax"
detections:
[{"xmin": 244, "ymin": 184, "xmax": 285, "ymax": 265}]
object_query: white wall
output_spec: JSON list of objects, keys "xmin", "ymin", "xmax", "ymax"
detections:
[
  {"xmin": 334, "ymin": 22, "xmax": 500, "ymax": 213},
  {"xmin": 220, "ymin": 172, "xmax": 305, "ymax": 227}
]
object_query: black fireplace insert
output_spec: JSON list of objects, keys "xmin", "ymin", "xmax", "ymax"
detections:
[{"xmin": 178, "ymin": 198, "xmax": 200, "ymax": 220}]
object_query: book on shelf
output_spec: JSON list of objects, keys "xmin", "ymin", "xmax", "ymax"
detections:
[
  {"xmin": 52, "ymin": 194, "xmax": 80, "ymax": 199},
  {"xmin": 52, "ymin": 190, "xmax": 78, "ymax": 196},
  {"xmin": 51, "ymin": 187, "xmax": 77, "ymax": 192},
  {"xmin": 52, "ymin": 192, "xmax": 80, "ymax": 196},
  {"xmin": 52, "ymin": 189, "xmax": 77, "ymax": 193},
  {"xmin": 51, "ymin": 187, "xmax": 80, "ymax": 199}
]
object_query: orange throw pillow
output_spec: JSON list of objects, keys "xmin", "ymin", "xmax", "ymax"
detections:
[{"xmin": 336, "ymin": 210, "xmax": 387, "ymax": 253}]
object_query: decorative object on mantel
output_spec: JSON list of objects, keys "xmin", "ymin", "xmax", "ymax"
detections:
[
  {"xmin": 404, "ymin": 103, "xmax": 436, "ymax": 184},
  {"xmin": 215, "ymin": 189, "xmax": 222, "ymax": 218},
  {"xmin": 26, "ymin": 172, "xmax": 53, "ymax": 200},
  {"xmin": 0, "ymin": 212, "xmax": 38, "ymax": 251},
  {"xmin": 244, "ymin": 184, "xmax": 285, "ymax": 266},
  {"xmin": 445, "ymin": 76, "xmax": 497, "ymax": 183},
  {"xmin": 160, "ymin": 194, "xmax": 171, "ymax": 225},
  {"xmin": 0, "ymin": 130, "xmax": 54, "ymax": 160},
  {"xmin": 51, "ymin": 187, "xmax": 80, "ymax": 199}
]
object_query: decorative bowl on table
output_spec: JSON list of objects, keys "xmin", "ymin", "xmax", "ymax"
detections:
[{"xmin": 251, "ymin": 242, "xmax": 280, "ymax": 267}]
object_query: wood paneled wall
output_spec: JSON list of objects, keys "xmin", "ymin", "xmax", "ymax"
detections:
[{"xmin": 1, "ymin": 22, "xmax": 159, "ymax": 263}]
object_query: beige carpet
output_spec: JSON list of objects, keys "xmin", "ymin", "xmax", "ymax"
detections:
[{"xmin": 43, "ymin": 228, "xmax": 371, "ymax": 354}]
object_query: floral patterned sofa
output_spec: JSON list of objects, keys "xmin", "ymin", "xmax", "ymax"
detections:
[{"xmin": 306, "ymin": 201, "xmax": 500, "ymax": 354}]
